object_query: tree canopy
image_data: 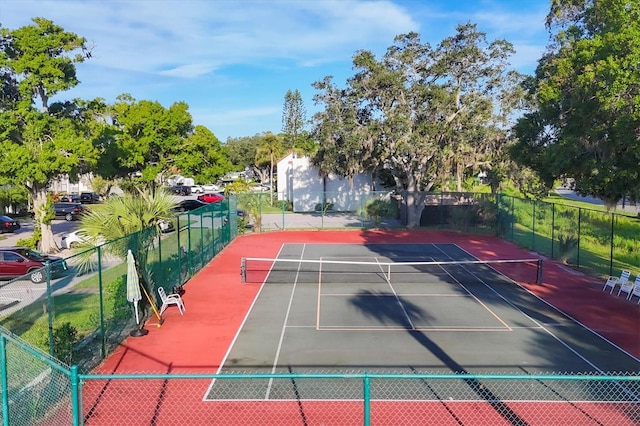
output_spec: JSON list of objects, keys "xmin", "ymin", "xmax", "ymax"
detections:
[
  {"xmin": 312, "ymin": 25, "xmax": 519, "ymax": 226},
  {"xmin": 511, "ymin": 0, "xmax": 640, "ymax": 207},
  {"xmin": 0, "ymin": 18, "xmax": 98, "ymax": 252}
]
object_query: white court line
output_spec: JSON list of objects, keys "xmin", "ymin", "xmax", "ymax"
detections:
[
  {"xmin": 203, "ymin": 244, "xmax": 290, "ymax": 401},
  {"xmin": 450, "ymin": 244, "xmax": 640, "ymax": 402},
  {"xmin": 265, "ymin": 244, "xmax": 307, "ymax": 400},
  {"xmin": 377, "ymin": 257, "xmax": 418, "ymax": 330}
]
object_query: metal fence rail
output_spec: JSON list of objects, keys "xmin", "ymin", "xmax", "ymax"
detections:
[{"xmin": 1, "ymin": 330, "xmax": 639, "ymax": 425}]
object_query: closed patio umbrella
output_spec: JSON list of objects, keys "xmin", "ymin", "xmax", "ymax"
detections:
[{"xmin": 126, "ymin": 249, "xmax": 148, "ymax": 337}]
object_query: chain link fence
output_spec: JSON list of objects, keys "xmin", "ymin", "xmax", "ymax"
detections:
[
  {"xmin": 241, "ymin": 190, "xmax": 638, "ymax": 279},
  {"xmin": 1, "ymin": 330, "xmax": 639, "ymax": 425},
  {"xmin": 494, "ymin": 194, "xmax": 639, "ymax": 278},
  {"xmin": 0, "ymin": 198, "xmax": 237, "ymax": 373}
]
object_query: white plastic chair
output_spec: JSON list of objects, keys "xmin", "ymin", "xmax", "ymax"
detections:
[
  {"xmin": 602, "ymin": 270, "xmax": 630, "ymax": 294},
  {"xmin": 618, "ymin": 274, "xmax": 638, "ymax": 299},
  {"xmin": 158, "ymin": 287, "xmax": 185, "ymax": 315},
  {"xmin": 624, "ymin": 276, "xmax": 640, "ymax": 302}
]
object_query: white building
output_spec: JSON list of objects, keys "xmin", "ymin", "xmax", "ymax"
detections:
[
  {"xmin": 276, "ymin": 153, "xmax": 374, "ymax": 212},
  {"xmin": 48, "ymin": 173, "xmax": 94, "ymax": 194}
]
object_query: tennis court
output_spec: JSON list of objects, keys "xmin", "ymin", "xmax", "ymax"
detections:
[{"xmin": 206, "ymin": 243, "xmax": 639, "ymax": 402}]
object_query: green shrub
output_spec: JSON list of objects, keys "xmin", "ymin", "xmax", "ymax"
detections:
[
  {"xmin": 315, "ymin": 202, "xmax": 333, "ymax": 212},
  {"xmin": 366, "ymin": 199, "xmax": 396, "ymax": 227},
  {"xmin": 557, "ymin": 233, "xmax": 579, "ymax": 262},
  {"xmin": 52, "ymin": 322, "xmax": 81, "ymax": 365},
  {"xmin": 16, "ymin": 227, "xmax": 41, "ymax": 249}
]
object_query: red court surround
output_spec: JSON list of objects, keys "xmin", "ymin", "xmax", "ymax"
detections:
[{"xmin": 97, "ymin": 229, "xmax": 639, "ymax": 374}]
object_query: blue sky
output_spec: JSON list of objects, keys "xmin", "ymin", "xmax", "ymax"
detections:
[{"xmin": 1, "ymin": 0, "xmax": 550, "ymax": 142}]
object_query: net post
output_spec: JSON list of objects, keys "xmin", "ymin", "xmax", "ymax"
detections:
[
  {"xmin": 537, "ymin": 259, "xmax": 543, "ymax": 284},
  {"xmin": 241, "ymin": 257, "xmax": 246, "ymax": 283}
]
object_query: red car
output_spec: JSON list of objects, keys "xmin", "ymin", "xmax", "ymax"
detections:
[{"xmin": 197, "ymin": 193, "xmax": 225, "ymax": 203}]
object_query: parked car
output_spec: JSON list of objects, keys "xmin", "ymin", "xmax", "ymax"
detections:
[
  {"xmin": 190, "ymin": 185, "xmax": 204, "ymax": 194},
  {"xmin": 59, "ymin": 193, "xmax": 80, "ymax": 202},
  {"xmin": 60, "ymin": 229, "xmax": 105, "ymax": 249},
  {"xmin": 197, "ymin": 193, "xmax": 225, "ymax": 203},
  {"xmin": 202, "ymin": 183, "xmax": 220, "ymax": 192},
  {"xmin": 250, "ymin": 184, "xmax": 271, "ymax": 192},
  {"xmin": 80, "ymin": 192, "xmax": 100, "ymax": 204},
  {"xmin": 158, "ymin": 219, "xmax": 175, "ymax": 233},
  {"xmin": 0, "ymin": 215, "xmax": 20, "ymax": 233},
  {"xmin": 171, "ymin": 199, "xmax": 208, "ymax": 213},
  {"xmin": 53, "ymin": 203, "xmax": 87, "ymax": 221},
  {"xmin": 0, "ymin": 247, "xmax": 68, "ymax": 283},
  {"xmin": 170, "ymin": 185, "xmax": 191, "ymax": 196}
]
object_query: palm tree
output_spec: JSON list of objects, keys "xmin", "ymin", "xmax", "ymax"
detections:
[
  {"xmin": 71, "ymin": 188, "xmax": 177, "ymax": 281},
  {"xmin": 255, "ymin": 133, "xmax": 285, "ymax": 205},
  {"xmin": 79, "ymin": 188, "xmax": 176, "ymax": 242}
]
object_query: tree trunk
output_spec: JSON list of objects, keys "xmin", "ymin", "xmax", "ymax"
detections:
[
  {"xmin": 404, "ymin": 174, "xmax": 422, "ymax": 228},
  {"xmin": 456, "ymin": 162, "xmax": 463, "ymax": 192},
  {"xmin": 33, "ymin": 189, "xmax": 57, "ymax": 253}
]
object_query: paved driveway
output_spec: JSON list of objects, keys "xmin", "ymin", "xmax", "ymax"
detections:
[{"xmin": 0, "ymin": 218, "xmax": 78, "ymax": 251}]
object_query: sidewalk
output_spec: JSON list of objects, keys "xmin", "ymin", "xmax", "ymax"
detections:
[{"xmin": 555, "ymin": 187, "xmax": 640, "ymax": 214}]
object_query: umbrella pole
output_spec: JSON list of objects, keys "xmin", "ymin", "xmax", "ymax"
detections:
[{"xmin": 130, "ymin": 300, "xmax": 149, "ymax": 337}]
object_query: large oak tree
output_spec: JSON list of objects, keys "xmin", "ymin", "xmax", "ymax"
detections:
[
  {"xmin": 0, "ymin": 18, "xmax": 98, "ymax": 252},
  {"xmin": 312, "ymin": 25, "xmax": 519, "ymax": 226}
]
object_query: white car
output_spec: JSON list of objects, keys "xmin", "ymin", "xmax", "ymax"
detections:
[
  {"xmin": 202, "ymin": 183, "xmax": 220, "ymax": 192},
  {"xmin": 190, "ymin": 185, "xmax": 204, "ymax": 193},
  {"xmin": 60, "ymin": 229, "xmax": 104, "ymax": 249},
  {"xmin": 158, "ymin": 219, "xmax": 175, "ymax": 233}
]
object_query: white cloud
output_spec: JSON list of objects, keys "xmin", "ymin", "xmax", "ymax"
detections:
[
  {"xmin": 159, "ymin": 63, "xmax": 218, "ymax": 78},
  {"xmin": 1, "ymin": 0, "xmax": 417, "ymax": 76},
  {"xmin": 1, "ymin": 0, "xmax": 550, "ymax": 140}
]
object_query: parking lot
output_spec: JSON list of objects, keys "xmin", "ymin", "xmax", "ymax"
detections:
[
  {"xmin": 0, "ymin": 193, "xmax": 207, "ymax": 253},
  {"xmin": 0, "ymin": 217, "xmax": 77, "ymax": 254}
]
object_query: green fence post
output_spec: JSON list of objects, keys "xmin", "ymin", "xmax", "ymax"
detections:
[
  {"xmin": 187, "ymin": 216, "xmax": 192, "ymax": 278},
  {"xmin": 510, "ymin": 195, "xmax": 515, "ymax": 242},
  {"xmin": 363, "ymin": 372, "xmax": 370, "ymax": 426},
  {"xmin": 281, "ymin": 196, "xmax": 285, "ymax": 230},
  {"xmin": 322, "ymin": 194, "xmax": 325, "ymax": 230},
  {"xmin": 577, "ymin": 208, "xmax": 581, "ymax": 269},
  {"xmin": 200, "ymin": 210, "xmax": 204, "ymax": 268},
  {"xmin": 609, "ymin": 213, "xmax": 615, "ymax": 276},
  {"xmin": 46, "ymin": 262, "xmax": 54, "ymax": 357},
  {"xmin": 1, "ymin": 335, "xmax": 9, "ymax": 426},
  {"xmin": 97, "ymin": 246, "xmax": 106, "ymax": 358},
  {"xmin": 551, "ymin": 203, "xmax": 556, "ymax": 259},
  {"xmin": 70, "ymin": 365, "xmax": 80, "ymax": 426},
  {"xmin": 532, "ymin": 202, "xmax": 536, "ymax": 251},
  {"xmin": 158, "ymin": 235, "xmax": 163, "ymax": 288},
  {"xmin": 177, "ymin": 223, "xmax": 182, "ymax": 287}
]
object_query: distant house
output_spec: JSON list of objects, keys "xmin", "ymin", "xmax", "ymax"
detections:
[
  {"xmin": 167, "ymin": 175, "xmax": 195, "ymax": 187},
  {"xmin": 276, "ymin": 153, "xmax": 373, "ymax": 212},
  {"xmin": 48, "ymin": 173, "xmax": 94, "ymax": 194}
]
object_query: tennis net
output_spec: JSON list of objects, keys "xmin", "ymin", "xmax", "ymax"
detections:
[{"xmin": 241, "ymin": 257, "xmax": 543, "ymax": 285}]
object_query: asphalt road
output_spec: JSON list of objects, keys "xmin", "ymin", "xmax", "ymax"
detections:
[
  {"xmin": 554, "ymin": 187, "xmax": 640, "ymax": 214},
  {"xmin": 0, "ymin": 218, "xmax": 78, "ymax": 252}
]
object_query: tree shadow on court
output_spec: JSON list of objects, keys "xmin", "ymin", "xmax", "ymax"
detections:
[{"xmin": 350, "ymin": 290, "xmax": 531, "ymax": 426}]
